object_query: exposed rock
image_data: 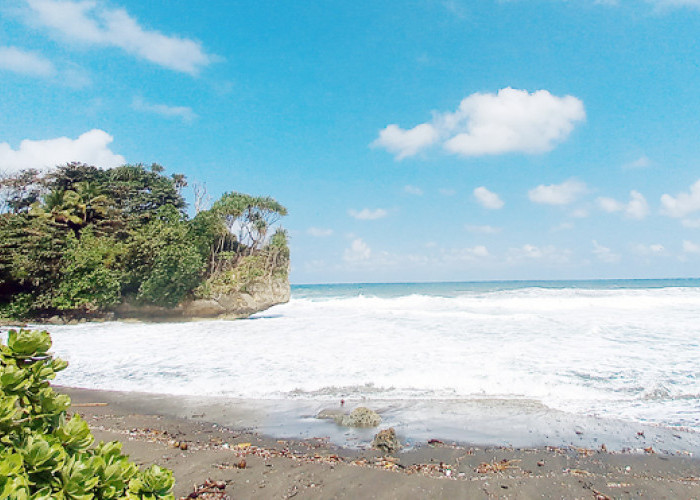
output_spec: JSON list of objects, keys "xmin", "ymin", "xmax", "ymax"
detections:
[
  {"xmin": 339, "ymin": 407, "xmax": 382, "ymax": 428},
  {"xmin": 372, "ymin": 427, "xmax": 401, "ymax": 454},
  {"xmin": 316, "ymin": 408, "xmax": 346, "ymax": 421},
  {"xmin": 114, "ymin": 275, "xmax": 290, "ymax": 321},
  {"xmin": 45, "ymin": 316, "xmax": 64, "ymax": 325}
]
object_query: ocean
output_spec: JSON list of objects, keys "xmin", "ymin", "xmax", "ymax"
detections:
[{"xmin": 35, "ymin": 279, "xmax": 700, "ymax": 443}]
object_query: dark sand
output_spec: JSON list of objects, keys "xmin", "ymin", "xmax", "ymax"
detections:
[{"xmin": 60, "ymin": 387, "xmax": 700, "ymax": 499}]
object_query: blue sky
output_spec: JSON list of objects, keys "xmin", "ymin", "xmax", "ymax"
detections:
[{"xmin": 2, "ymin": 0, "xmax": 700, "ymax": 283}]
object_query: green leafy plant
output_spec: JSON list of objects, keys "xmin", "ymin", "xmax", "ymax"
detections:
[{"xmin": 0, "ymin": 328, "xmax": 175, "ymax": 499}]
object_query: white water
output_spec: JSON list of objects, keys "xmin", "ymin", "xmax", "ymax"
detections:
[{"xmin": 41, "ymin": 286, "xmax": 700, "ymax": 432}]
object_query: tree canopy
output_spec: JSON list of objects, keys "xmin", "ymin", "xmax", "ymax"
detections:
[{"xmin": 0, "ymin": 163, "xmax": 289, "ymax": 319}]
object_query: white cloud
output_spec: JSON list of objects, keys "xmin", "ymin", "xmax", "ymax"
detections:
[
  {"xmin": 660, "ymin": 179, "xmax": 700, "ymax": 218},
  {"xmin": 597, "ymin": 190, "xmax": 649, "ymax": 220},
  {"xmin": 0, "ymin": 46, "xmax": 90, "ymax": 88},
  {"xmin": 344, "ymin": 238, "xmax": 371, "ymax": 262},
  {"xmin": 597, "ymin": 197, "xmax": 624, "ymax": 213},
  {"xmin": 592, "ymin": 240, "xmax": 620, "ymax": 263},
  {"xmin": 507, "ymin": 244, "xmax": 571, "ymax": 264},
  {"xmin": 683, "ymin": 240, "xmax": 700, "ymax": 253},
  {"xmin": 25, "ymin": 0, "xmax": 214, "ymax": 75},
  {"xmin": 307, "ymin": 227, "xmax": 333, "ymax": 237},
  {"xmin": 473, "ymin": 186, "xmax": 504, "ymax": 209},
  {"xmin": 570, "ymin": 208, "xmax": 589, "ymax": 218},
  {"xmin": 465, "ymin": 224, "xmax": 501, "ymax": 234},
  {"xmin": 633, "ymin": 243, "xmax": 665, "ymax": 255},
  {"xmin": 649, "ymin": 0, "xmax": 700, "ymax": 10},
  {"xmin": 372, "ymin": 123, "xmax": 438, "ymax": 160},
  {"xmin": 528, "ymin": 179, "xmax": 587, "ymax": 205},
  {"xmin": 404, "ymin": 185, "xmax": 423, "ymax": 196},
  {"xmin": 0, "ymin": 129, "xmax": 125, "ymax": 172},
  {"xmin": 468, "ymin": 245, "xmax": 490, "ymax": 258},
  {"xmin": 0, "ymin": 46, "xmax": 55, "ymax": 77},
  {"xmin": 440, "ymin": 245, "xmax": 492, "ymax": 263},
  {"xmin": 681, "ymin": 218, "xmax": 700, "ymax": 228},
  {"xmin": 348, "ymin": 208, "xmax": 388, "ymax": 220},
  {"xmin": 373, "ymin": 88, "xmax": 585, "ymax": 159},
  {"xmin": 132, "ymin": 96, "xmax": 197, "ymax": 122},
  {"xmin": 551, "ymin": 222, "xmax": 574, "ymax": 232},
  {"xmin": 622, "ymin": 155, "xmax": 652, "ymax": 170}
]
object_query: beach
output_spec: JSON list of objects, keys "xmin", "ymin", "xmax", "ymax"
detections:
[
  {"xmin": 26, "ymin": 281, "xmax": 700, "ymax": 497},
  {"xmin": 64, "ymin": 387, "xmax": 700, "ymax": 499}
]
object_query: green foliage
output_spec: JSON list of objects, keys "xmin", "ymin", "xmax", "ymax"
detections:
[
  {"xmin": 0, "ymin": 163, "xmax": 289, "ymax": 319},
  {"xmin": 197, "ymin": 254, "xmax": 268, "ymax": 297},
  {"xmin": 53, "ymin": 231, "xmax": 125, "ymax": 313},
  {"xmin": 124, "ymin": 206, "xmax": 204, "ymax": 307},
  {"xmin": 0, "ymin": 329, "xmax": 175, "ymax": 499}
]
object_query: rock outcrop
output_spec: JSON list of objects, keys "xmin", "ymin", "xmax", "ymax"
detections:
[
  {"xmin": 372, "ymin": 428, "xmax": 402, "ymax": 454},
  {"xmin": 115, "ymin": 275, "xmax": 290, "ymax": 320},
  {"xmin": 317, "ymin": 406, "xmax": 382, "ymax": 428}
]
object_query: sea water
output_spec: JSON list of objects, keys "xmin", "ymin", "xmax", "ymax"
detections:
[{"xmin": 32, "ymin": 279, "xmax": 700, "ymax": 437}]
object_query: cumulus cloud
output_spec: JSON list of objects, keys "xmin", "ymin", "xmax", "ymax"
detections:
[
  {"xmin": 0, "ymin": 129, "xmax": 125, "ymax": 172},
  {"xmin": 467, "ymin": 245, "xmax": 490, "ymax": 258},
  {"xmin": 465, "ymin": 224, "xmax": 501, "ymax": 234},
  {"xmin": 25, "ymin": 0, "xmax": 214, "ymax": 74},
  {"xmin": 0, "ymin": 46, "xmax": 55, "ymax": 77},
  {"xmin": 404, "ymin": 185, "xmax": 423, "ymax": 196},
  {"xmin": 307, "ymin": 227, "xmax": 333, "ymax": 237},
  {"xmin": 348, "ymin": 208, "xmax": 388, "ymax": 220},
  {"xmin": 344, "ymin": 238, "xmax": 371, "ymax": 262},
  {"xmin": 660, "ymin": 179, "xmax": 700, "ymax": 218},
  {"xmin": 372, "ymin": 88, "xmax": 585, "ymax": 159},
  {"xmin": 592, "ymin": 240, "xmax": 620, "ymax": 263},
  {"xmin": 373, "ymin": 124, "xmax": 438, "ymax": 160},
  {"xmin": 597, "ymin": 190, "xmax": 649, "ymax": 219},
  {"xmin": 683, "ymin": 240, "xmax": 700, "ymax": 253},
  {"xmin": 473, "ymin": 186, "xmax": 504, "ymax": 209},
  {"xmin": 528, "ymin": 179, "xmax": 587, "ymax": 205},
  {"xmin": 132, "ymin": 96, "xmax": 197, "ymax": 122}
]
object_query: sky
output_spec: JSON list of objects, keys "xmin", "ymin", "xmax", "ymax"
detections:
[{"xmin": 2, "ymin": 0, "xmax": 700, "ymax": 284}]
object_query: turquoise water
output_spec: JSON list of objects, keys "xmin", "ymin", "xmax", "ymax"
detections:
[{"xmin": 292, "ymin": 278, "xmax": 700, "ymax": 299}]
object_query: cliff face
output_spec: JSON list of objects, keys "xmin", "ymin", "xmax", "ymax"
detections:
[{"xmin": 114, "ymin": 274, "xmax": 290, "ymax": 320}]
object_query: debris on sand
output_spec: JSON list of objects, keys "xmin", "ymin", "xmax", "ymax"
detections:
[{"xmin": 181, "ymin": 479, "xmax": 231, "ymax": 499}]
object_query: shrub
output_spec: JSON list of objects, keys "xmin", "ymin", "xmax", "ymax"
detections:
[
  {"xmin": 0, "ymin": 328, "xmax": 175, "ymax": 499},
  {"xmin": 53, "ymin": 231, "xmax": 125, "ymax": 313}
]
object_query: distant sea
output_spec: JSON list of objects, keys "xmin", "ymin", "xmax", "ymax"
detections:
[{"xmin": 40, "ymin": 279, "xmax": 700, "ymax": 432}]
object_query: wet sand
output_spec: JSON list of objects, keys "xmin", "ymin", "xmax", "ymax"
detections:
[{"xmin": 61, "ymin": 387, "xmax": 700, "ymax": 499}]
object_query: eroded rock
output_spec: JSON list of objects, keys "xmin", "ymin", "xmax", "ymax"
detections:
[
  {"xmin": 340, "ymin": 407, "xmax": 382, "ymax": 427},
  {"xmin": 372, "ymin": 427, "xmax": 401, "ymax": 453}
]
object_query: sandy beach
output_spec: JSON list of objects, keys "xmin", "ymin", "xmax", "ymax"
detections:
[{"xmin": 62, "ymin": 387, "xmax": 700, "ymax": 499}]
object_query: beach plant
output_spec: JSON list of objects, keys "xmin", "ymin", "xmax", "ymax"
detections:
[{"xmin": 0, "ymin": 328, "xmax": 175, "ymax": 499}]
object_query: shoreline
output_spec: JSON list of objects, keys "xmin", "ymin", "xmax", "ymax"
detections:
[
  {"xmin": 61, "ymin": 387, "xmax": 700, "ymax": 498},
  {"xmin": 56, "ymin": 386, "xmax": 700, "ymax": 455}
]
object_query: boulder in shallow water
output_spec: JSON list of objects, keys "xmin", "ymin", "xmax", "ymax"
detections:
[
  {"xmin": 372, "ymin": 427, "xmax": 401, "ymax": 454},
  {"xmin": 340, "ymin": 407, "xmax": 382, "ymax": 427}
]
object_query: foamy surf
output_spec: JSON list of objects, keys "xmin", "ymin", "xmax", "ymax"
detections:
[{"xmin": 24, "ymin": 281, "xmax": 700, "ymax": 433}]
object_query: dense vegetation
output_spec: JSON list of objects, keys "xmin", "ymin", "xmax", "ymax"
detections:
[
  {"xmin": 0, "ymin": 163, "xmax": 289, "ymax": 320},
  {"xmin": 0, "ymin": 328, "xmax": 175, "ymax": 498}
]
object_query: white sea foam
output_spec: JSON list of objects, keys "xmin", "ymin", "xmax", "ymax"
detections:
[{"xmin": 37, "ymin": 285, "xmax": 700, "ymax": 431}]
